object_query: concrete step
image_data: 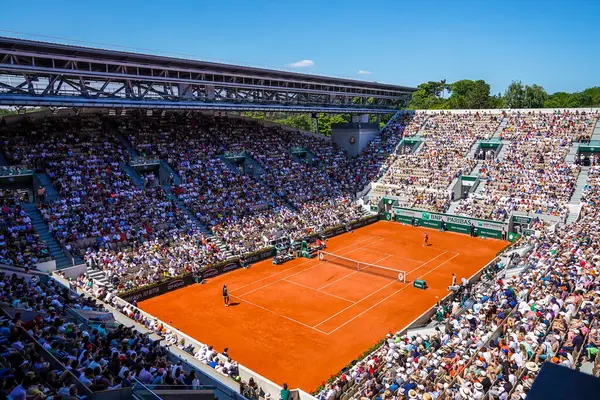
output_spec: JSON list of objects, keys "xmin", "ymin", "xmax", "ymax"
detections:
[
  {"xmin": 446, "ymin": 200, "xmax": 461, "ymax": 214},
  {"xmin": 0, "ymin": 150, "xmax": 10, "ymax": 166},
  {"xmin": 34, "ymin": 173, "xmax": 60, "ymax": 202},
  {"xmin": 159, "ymin": 161, "xmax": 182, "ymax": 185},
  {"xmin": 217, "ymin": 155, "xmax": 244, "ymax": 176},
  {"xmin": 496, "ymin": 141, "xmax": 510, "ymax": 161},
  {"xmin": 591, "ymin": 120, "xmax": 600, "ymax": 141},
  {"xmin": 413, "ymin": 141, "xmax": 426, "ymax": 154},
  {"xmin": 119, "ymin": 163, "xmax": 144, "ymax": 189},
  {"xmin": 116, "ymin": 134, "xmax": 140, "ymax": 158},
  {"xmin": 474, "ymin": 180, "xmax": 487, "ymax": 195},
  {"xmin": 491, "ymin": 117, "xmax": 508, "ymax": 139},
  {"xmin": 22, "ymin": 203, "xmax": 73, "ymax": 269}
]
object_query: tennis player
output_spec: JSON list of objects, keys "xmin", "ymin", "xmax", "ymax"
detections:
[
  {"xmin": 223, "ymin": 284, "xmax": 230, "ymax": 307},
  {"xmin": 423, "ymin": 231, "xmax": 429, "ymax": 247}
]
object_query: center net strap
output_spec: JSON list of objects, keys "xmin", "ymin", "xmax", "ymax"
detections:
[{"xmin": 318, "ymin": 251, "xmax": 406, "ymax": 283}]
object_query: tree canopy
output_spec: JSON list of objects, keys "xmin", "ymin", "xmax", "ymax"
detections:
[{"xmin": 408, "ymin": 80, "xmax": 599, "ymax": 110}]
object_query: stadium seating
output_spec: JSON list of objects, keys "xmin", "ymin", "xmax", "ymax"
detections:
[
  {"xmin": 454, "ymin": 111, "xmax": 598, "ymax": 220},
  {"xmin": 372, "ymin": 112, "xmax": 500, "ymax": 212},
  {"xmin": 2, "ymin": 108, "xmax": 600, "ymax": 399},
  {"xmin": 0, "ymin": 189, "xmax": 52, "ymax": 268}
]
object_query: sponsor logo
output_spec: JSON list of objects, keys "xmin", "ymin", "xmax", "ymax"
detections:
[
  {"xmin": 203, "ymin": 268, "xmax": 219, "ymax": 279},
  {"xmin": 167, "ymin": 279, "xmax": 185, "ymax": 291},
  {"xmin": 223, "ymin": 263, "xmax": 239, "ymax": 272}
]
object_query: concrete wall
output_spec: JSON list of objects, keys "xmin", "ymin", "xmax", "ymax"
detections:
[
  {"xmin": 35, "ymin": 259, "xmax": 56, "ymax": 273},
  {"xmin": 331, "ymin": 123, "xmax": 379, "ymax": 157}
]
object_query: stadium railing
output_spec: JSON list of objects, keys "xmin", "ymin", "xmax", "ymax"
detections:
[{"xmin": 51, "ymin": 272, "xmax": 253, "ymax": 400}]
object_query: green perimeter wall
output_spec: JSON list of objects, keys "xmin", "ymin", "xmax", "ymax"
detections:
[{"xmin": 383, "ymin": 207, "xmax": 511, "ymax": 240}]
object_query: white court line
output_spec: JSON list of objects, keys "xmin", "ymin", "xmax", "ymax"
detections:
[
  {"xmin": 229, "ymin": 295, "xmax": 329, "ymax": 335},
  {"xmin": 231, "ymin": 235, "xmax": 383, "ymax": 293},
  {"xmin": 235, "ymin": 237, "xmax": 387, "ymax": 298},
  {"xmin": 380, "ymin": 232, "xmax": 461, "ymax": 255},
  {"xmin": 282, "ymin": 280, "xmax": 355, "ymax": 303},
  {"xmin": 354, "ymin": 247, "xmax": 426, "ymax": 264},
  {"xmin": 326, "ymin": 252, "xmax": 461, "ymax": 335},
  {"xmin": 417, "ymin": 253, "xmax": 460, "ymax": 279},
  {"xmin": 312, "ymin": 250, "xmax": 448, "ymax": 329},
  {"xmin": 317, "ymin": 255, "xmax": 392, "ymax": 290},
  {"xmin": 313, "ymin": 280, "xmax": 397, "ymax": 328}
]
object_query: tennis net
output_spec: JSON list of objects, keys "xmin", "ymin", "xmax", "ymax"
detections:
[{"xmin": 317, "ymin": 251, "xmax": 407, "ymax": 283}]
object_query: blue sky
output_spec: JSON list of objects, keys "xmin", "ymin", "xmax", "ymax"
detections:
[{"xmin": 1, "ymin": 0, "xmax": 597, "ymax": 94}]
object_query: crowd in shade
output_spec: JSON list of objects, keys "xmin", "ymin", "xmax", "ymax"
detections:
[
  {"xmin": 455, "ymin": 111, "xmax": 598, "ymax": 221},
  {"xmin": 371, "ymin": 112, "xmax": 499, "ymax": 213},
  {"xmin": 67, "ymin": 275, "xmax": 247, "ymax": 387},
  {"xmin": 1, "ymin": 108, "xmax": 600, "ymax": 399},
  {"xmin": 320, "ymin": 165, "xmax": 600, "ymax": 400},
  {"xmin": 0, "ymin": 189, "xmax": 51, "ymax": 269},
  {"xmin": 121, "ymin": 114, "xmax": 367, "ymax": 255},
  {"xmin": 0, "ymin": 271, "xmax": 211, "ymax": 398}
]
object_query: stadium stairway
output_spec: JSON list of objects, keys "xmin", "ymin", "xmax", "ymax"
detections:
[
  {"xmin": 161, "ymin": 184, "xmax": 232, "ymax": 258},
  {"xmin": 22, "ymin": 203, "xmax": 72, "ymax": 270},
  {"xmin": 119, "ymin": 163, "xmax": 144, "ymax": 189},
  {"xmin": 0, "ymin": 150, "xmax": 9, "ymax": 166},
  {"xmin": 474, "ymin": 179, "xmax": 487, "ymax": 194},
  {"xmin": 415, "ymin": 115, "xmax": 431, "ymax": 135},
  {"xmin": 86, "ymin": 267, "xmax": 111, "ymax": 290},
  {"xmin": 446, "ymin": 200, "xmax": 461, "ymax": 214},
  {"xmin": 495, "ymin": 141, "xmax": 510, "ymax": 161},
  {"xmin": 491, "ymin": 116, "xmax": 508, "ymax": 138},
  {"xmin": 565, "ymin": 142, "xmax": 579, "ymax": 164},
  {"xmin": 592, "ymin": 119, "xmax": 600, "ymax": 141},
  {"xmin": 159, "ymin": 161, "xmax": 182, "ymax": 185},
  {"xmin": 381, "ymin": 111, "xmax": 401, "ymax": 132},
  {"xmin": 566, "ymin": 166, "xmax": 590, "ymax": 225},
  {"xmin": 34, "ymin": 173, "xmax": 60, "ymax": 202},
  {"xmin": 242, "ymin": 154, "xmax": 267, "ymax": 179},
  {"xmin": 413, "ymin": 141, "xmax": 426, "ymax": 154},
  {"xmin": 466, "ymin": 141, "xmax": 481, "ymax": 159},
  {"xmin": 217, "ymin": 155, "xmax": 243, "ymax": 175},
  {"xmin": 469, "ymin": 160, "xmax": 484, "ymax": 175},
  {"xmin": 115, "ymin": 134, "xmax": 140, "ymax": 158}
]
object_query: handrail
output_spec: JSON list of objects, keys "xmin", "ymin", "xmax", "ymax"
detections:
[{"xmin": 132, "ymin": 378, "xmax": 163, "ymax": 400}]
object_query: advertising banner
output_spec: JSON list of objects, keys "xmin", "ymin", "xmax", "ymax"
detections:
[{"xmin": 389, "ymin": 207, "xmax": 507, "ymax": 239}]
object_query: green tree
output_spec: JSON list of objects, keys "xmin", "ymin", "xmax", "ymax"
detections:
[
  {"xmin": 447, "ymin": 80, "xmax": 491, "ymax": 109},
  {"xmin": 582, "ymin": 87, "xmax": 600, "ymax": 106},
  {"xmin": 523, "ymin": 84, "xmax": 548, "ymax": 108},
  {"xmin": 408, "ymin": 80, "xmax": 451, "ymax": 109},
  {"xmin": 274, "ymin": 113, "xmax": 315, "ymax": 132},
  {"xmin": 317, "ymin": 113, "xmax": 349, "ymax": 136},
  {"xmin": 504, "ymin": 81, "xmax": 524, "ymax": 109}
]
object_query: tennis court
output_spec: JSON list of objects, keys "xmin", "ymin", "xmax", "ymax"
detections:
[{"xmin": 139, "ymin": 220, "xmax": 508, "ymax": 391}]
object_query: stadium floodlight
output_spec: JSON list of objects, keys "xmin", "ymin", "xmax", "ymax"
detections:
[
  {"xmin": 146, "ymin": 109, "xmax": 153, "ymax": 116},
  {"xmin": 161, "ymin": 110, "xmax": 166, "ymax": 117},
  {"xmin": 109, "ymin": 109, "xmax": 116, "ymax": 116},
  {"xmin": 120, "ymin": 109, "xmax": 127, "ymax": 116}
]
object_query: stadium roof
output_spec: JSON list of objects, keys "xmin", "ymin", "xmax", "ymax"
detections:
[{"xmin": 0, "ymin": 36, "xmax": 415, "ymax": 113}]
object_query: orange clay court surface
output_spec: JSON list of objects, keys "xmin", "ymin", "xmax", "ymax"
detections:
[{"xmin": 139, "ymin": 221, "xmax": 508, "ymax": 391}]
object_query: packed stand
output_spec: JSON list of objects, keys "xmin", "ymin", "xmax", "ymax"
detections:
[
  {"xmin": 69, "ymin": 278, "xmax": 245, "ymax": 385},
  {"xmin": 455, "ymin": 111, "xmax": 598, "ymax": 221},
  {"xmin": 373, "ymin": 112, "xmax": 499, "ymax": 212},
  {"xmin": 0, "ymin": 189, "xmax": 51, "ymax": 269},
  {"xmin": 123, "ymin": 114, "xmax": 365, "ymax": 254},
  {"xmin": 323, "ymin": 160, "xmax": 600, "ymax": 400},
  {"xmin": 1, "ymin": 116, "xmax": 224, "ymax": 288}
]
